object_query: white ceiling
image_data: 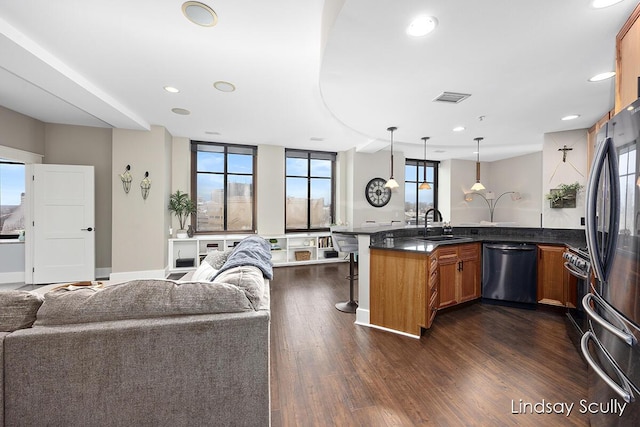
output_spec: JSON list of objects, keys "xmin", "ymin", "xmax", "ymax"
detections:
[{"xmin": 0, "ymin": 0, "xmax": 637, "ymax": 162}]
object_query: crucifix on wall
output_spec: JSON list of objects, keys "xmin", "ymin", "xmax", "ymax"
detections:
[{"xmin": 558, "ymin": 144, "xmax": 573, "ymax": 162}]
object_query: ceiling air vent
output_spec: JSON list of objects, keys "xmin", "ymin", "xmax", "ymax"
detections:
[{"xmin": 433, "ymin": 92, "xmax": 471, "ymax": 104}]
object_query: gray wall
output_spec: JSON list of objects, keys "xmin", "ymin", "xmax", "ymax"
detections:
[{"xmin": 111, "ymin": 126, "xmax": 172, "ymax": 279}]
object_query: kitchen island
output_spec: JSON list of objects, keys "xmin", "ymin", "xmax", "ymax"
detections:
[{"xmin": 333, "ymin": 225, "xmax": 586, "ymax": 338}]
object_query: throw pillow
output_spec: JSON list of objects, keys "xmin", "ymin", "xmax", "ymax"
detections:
[
  {"xmin": 203, "ymin": 249, "xmax": 233, "ymax": 270},
  {"xmin": 0, "ymin": 290, "xmax": 44, "ymax": 331},
  {"xmin": 192, "ymin": 261, "xmax": 217, "ymax": 281}
]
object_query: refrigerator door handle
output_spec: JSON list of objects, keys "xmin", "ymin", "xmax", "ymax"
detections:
[
  {"xmin": 585, "ymin": 136, "xmax": 619, "ymax": 283},
  {"xmin": 581, "ymin": 331, "xmax": 635, "ymax": 403},
  {"xmin": 583, "ymin": 293, "xmax": 637, "ymax": 346}
]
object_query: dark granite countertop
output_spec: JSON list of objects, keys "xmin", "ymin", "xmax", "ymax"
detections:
[{"xmin": 364, "ymin": 226, "xmax": 587, "ymax": 254}]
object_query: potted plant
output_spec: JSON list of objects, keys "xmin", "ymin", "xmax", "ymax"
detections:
[
  {"xmin": 168, "ymin": 190, "xmax": 197, "ymax": 238},
  {"xmin": 546, "ymin": 182, "xmax": 583, "ymax": 208}
]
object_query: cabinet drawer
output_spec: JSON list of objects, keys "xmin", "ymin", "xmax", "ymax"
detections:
[
  {"xmin": 459, "ymin": 243, "xmax": 479, "ymax": 259},
  {"xmin": 438, "ymin": 247, "xmax": 458, "ymax": 259}
]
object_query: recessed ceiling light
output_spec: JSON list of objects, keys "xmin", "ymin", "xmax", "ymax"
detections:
[
  {"xmin": 182, "ymin": 1, "xmax": 218, "ymax": 27},
  {"xmin": 561, "ymin": 114, "xmax": 580, "ymax": 121},
  {"xmin": 172, "ymin": 108, "xmax": 191, "ymax": 115},
  {"xmin": 592, "ymin": 0, "xmax": 624, "ymax": 9},
  {"xmin": 589, "ymin": 71, "xmax": 616, "ymax": 82},
  {"xmin": 406, "ymin": 15, "xmax": 438, "ymax": 37},
  {"xmin": 164, "ymin": 86, "xmax": 180, "ymax": 93},
  {"xmin": 213, "ymin": 81, "xmax": 236, "ymax": 92},
  {"xmin": 453, "ymin": 126, "xmax": 465, "ymax": 132}
]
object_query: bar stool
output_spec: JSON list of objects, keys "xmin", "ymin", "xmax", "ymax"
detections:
[{"xmin": 331, "ymin": 230, "xmax": 358, "ymax": 313}]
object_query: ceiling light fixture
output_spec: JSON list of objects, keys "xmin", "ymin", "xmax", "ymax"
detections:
[
  {"xmin": 453, "ymin": 126, "xmax": 465, "ymax": 132},
  {"xmin": 592, "ymin": 0, "xmax": 624, "ymax": 9},
  {"xmin": 419, "ymin": 137, "xmax": 431, "ymax": 190},
  {"xmin": 470, "ymin": 137, "xmax": 485, "ymax": 191},
  {"xmin": 406, "ymin": 15, "xmax": 438, "ymax": 37},
  {"xmin": 171, "ymin": 107, "xmax": 191, "ymax": 115},
  {"xmin": 213, "ymin": 81, "xmax": 236, "ymax": 92},
  {"xmin": 385, "ymin": 127, "xmax": 399, "ymax": 189},
  {"xmin": 561, "ymin": 114, "xmax": 580, "ymax": 121},
  {"xmin": 589, "ymin": 71, "xmax": 616, "ymax": 82},
  {"xmin": 182, "ymin": 1, "xmax": 218, "ymax": 27},
  {"xmin": 164, "ymin": 86, "xmax": 180, "ymax": 93}
]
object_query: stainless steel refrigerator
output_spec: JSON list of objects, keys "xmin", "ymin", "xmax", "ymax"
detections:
[{"xmin": 582, "ymin": 98, "xmax": 640, "ymax": 425}]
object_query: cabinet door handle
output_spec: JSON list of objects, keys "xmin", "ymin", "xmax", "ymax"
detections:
[{"xmin": 458, "ymin": 261, "xmax": 463, "ymax": 271}]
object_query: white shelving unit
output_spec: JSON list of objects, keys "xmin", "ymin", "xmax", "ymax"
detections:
[{"xmin": 167, "ymin": 232, "xmax": 345, "ymax": 273}]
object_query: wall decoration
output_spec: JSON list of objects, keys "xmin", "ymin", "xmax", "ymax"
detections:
[
  {"xmin": 140, "ymin": 171, "xmax": 151, "ymax": 200},
  {"xmin": 546, "ymin": 182, "xmax": 583, "ymax": 208},
  {"xmin": 119, "ymin": 165, "xmax": 132, "ymax": 193},
  {"xmin": 365, "ymin": 177, "xmax": 392, "ymax": 207}
]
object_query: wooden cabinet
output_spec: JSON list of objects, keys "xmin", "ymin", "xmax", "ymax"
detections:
[
  {"xmin": 370, "ymin": 248, "xmax": 436, "ymax": 336},
  {"xmin": 425, "ymin": 252, "xmax": 439, "ymax": 328},
  {"xmin": 537, "ymin": 245, "xmax": 569, "ymax": 306},
  {"xmin": 368, "ymin": 242, "xmax": 480, "ymax": 336},
  {"xmin": 616, "ymin": 3, "xmax": 640, "ymax": 113},
  {"xmin": 437, "ymin": 243, "xmax": 481, "ymax": 309}
]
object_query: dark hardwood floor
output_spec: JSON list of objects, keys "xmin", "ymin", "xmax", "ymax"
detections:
[{"xmin": 269, "ymin": 263, "xmax": 588, "ymax": 426}]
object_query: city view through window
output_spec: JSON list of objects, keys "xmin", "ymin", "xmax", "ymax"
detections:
[
  {"xmin": 285, "ymin": 150, "xmax": 334, "ymax": 231},
  {"xmin": 0, "ymin": 161, "xmax": 25, "ymax": 236}
]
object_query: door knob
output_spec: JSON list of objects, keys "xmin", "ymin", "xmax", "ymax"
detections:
[{"xmin": 81, "ymin": 227, "xmax": 94, "ymax": 232}]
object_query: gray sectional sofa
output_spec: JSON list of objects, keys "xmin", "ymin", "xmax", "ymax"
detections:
[{"xmin": 0, "ymin": 237, "xmax": 272, "ymax": 427}]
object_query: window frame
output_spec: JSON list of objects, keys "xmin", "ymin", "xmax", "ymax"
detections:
[
  {"xmin": 190, "ymin": 141, "xmax": 257, "ymax": 234},
  {"xmin": 285, "ymin": 149, "xmax": 336, "ymax": 233},
  {"xmin": 0, "ymin": 159, "xmax": 25, "ymax": 239},
  {"xmin": 404, "ymin": 158, "xmax": 439, "ymax": 226}
]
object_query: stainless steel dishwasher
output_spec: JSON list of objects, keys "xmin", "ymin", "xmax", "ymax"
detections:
[{"xmin": 482, "ymin": 243, "xmax": 537, "ymax": 306}]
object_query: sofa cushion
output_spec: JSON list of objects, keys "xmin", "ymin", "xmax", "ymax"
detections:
[
  {"xmin": 213, "ymin": 266, "xmax": 265, "ymax": 309},
  {"xmin": 34, "ymin": 278, "xmax": 256, "ymax": 326},
  {"xmin": 202, "ymin": 249, "xmax": 233, "ymax": 270},
  {"xmin": 0, "ymin": 291, "xmax": 44, "ymax": 332},
  {"xmin": 191, "ymin": 261, "xmax": 217, "ymax": 281}
]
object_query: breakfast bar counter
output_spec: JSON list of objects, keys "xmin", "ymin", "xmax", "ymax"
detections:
[{"xmin": 333, "ymin": 225, "xmax": 586, "ymax": 338}]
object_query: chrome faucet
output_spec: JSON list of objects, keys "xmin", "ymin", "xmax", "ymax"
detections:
[{"xmin": 424, "ymin": 208, "xmax": 443, "ymax": 236}]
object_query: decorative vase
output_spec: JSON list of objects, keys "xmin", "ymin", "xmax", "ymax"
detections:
[
  {"xmin": 176, "ymin": 229, "xmax": 188, "ymax": 239},
  {"xmin": 187, "ymin": 225, "xmax": 194, "ymax": 238}
]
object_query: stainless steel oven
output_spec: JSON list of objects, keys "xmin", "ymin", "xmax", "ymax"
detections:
[{"xmin": 563, "ymin": 246, "xmax": 590, "ymax": 354}]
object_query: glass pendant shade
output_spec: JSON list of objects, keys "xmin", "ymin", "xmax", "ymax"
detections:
[
  {"xmin": 419, "ymin": 136, "xmax": 431, "ymax": 190},
  {"xmin": 385, "ymin": 178, "xmax": 400, "ymax": 189},
  {"xmin": 471, "ymin": 137, "xmax": 485, "ymax": 191},
  {"xmin": 385, "ymin": 126, "xmax": 398, "ymax": 188},
  {"xmin": 471, "ymin": 181, "xmax": 486, "ymax": 191}
]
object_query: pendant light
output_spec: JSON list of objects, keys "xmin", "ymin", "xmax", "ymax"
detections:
[
  {"xmin": 470, "ymin": 137, "xmax": 486, "ymax": 191},
  {"xmin": 419, "ymin": 136, "xmax": 431, "ymax": 190},
  {"xmin": 385, "ymin": 126, "xmax": 399, "ymax": 189}
]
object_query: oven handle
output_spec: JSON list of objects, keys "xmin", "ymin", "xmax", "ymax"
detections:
[
  {"xmin": 581, "ymin": 331, "xmax": 635, "ymax": 403},
  {"xmin": 563, "ymin": 262, "xmax": 589, "ymax": 280},
  {"xmin": 582, "ymin": 293, "xmax": 637, "ymax": 346}
]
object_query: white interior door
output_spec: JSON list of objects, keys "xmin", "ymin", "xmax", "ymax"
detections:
[{"xmin": 26, "ymin": 164, "xmax": 95, "ymax": 284}]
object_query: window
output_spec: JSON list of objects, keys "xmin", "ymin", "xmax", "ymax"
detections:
[
  {"xmin": 0, "ymin": 160, "xmax": 25, "ymax": 238},
  {"xmin": 191, "ymin": 142, "xmax": 256, "ymax": 233},
  {"xmin": 618, "ymin": 142, "xmax": 636, "ymax": 234},
  {"xmin": 405, "ymin": 159, "xmax": 439, "ymax": 225},
  {"xmin": 285, "ymin": 149, "xmax": 336, "ymax": 231}
]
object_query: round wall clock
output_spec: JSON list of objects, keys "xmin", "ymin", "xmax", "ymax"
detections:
[{"xmin": 365, "ymin": 177, "xmax": 392, "ymax": 207}]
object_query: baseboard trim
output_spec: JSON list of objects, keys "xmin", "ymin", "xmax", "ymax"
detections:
[
  {"xmin": 95, "ymin": 267, "xmax": 111, "ymax": 280},
  {"xmin": 109, "ymin": 269, "xmax": 166, "ymax": 282},
  {"xmin": 0, "ymin": 271, "xmax": 25, "ymax": 284}
]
